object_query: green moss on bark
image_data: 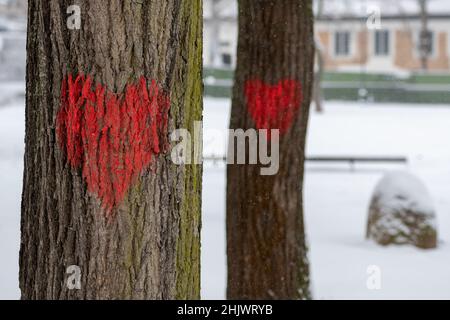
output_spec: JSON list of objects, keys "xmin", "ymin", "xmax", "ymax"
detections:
[{"xmin": 175, "ymin": 0, "xmax": 203, "ymax": 299}]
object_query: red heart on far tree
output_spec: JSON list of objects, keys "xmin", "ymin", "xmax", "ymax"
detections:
[
  {"xmin": 244, "ymin": 79, "xmax": 302, "ymax": 137},
  {"xmin": 56, "ymin": 74, "xmax": 170, "ymax": 213}
]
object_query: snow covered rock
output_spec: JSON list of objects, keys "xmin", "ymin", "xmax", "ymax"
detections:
[{"xmin": 366, "ymin": 171, "xmax": 437, "ymax": 249}]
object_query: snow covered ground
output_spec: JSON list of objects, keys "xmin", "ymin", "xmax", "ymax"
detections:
[
  {"xmin": 2, "ymin": 90, "xmax": 450, "ymax": 299},
  {"xmin": 202, "ymin": 98, "xmax": 450, "ymax": 300}
]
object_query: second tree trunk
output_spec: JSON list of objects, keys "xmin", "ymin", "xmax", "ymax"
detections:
[{"xmin": 227, "ymin": 0, "xmax": 314, "ymax": 299}]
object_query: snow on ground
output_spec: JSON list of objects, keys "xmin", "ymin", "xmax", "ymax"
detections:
[
  {"xmin": 201, "ymin": 98, "xmax": 450, "ymax": 300},
  {"xmin": 370, "ymin": 171, "xmax": 435, "ymax": 216},
  {"xmin": 2, "ymin": 91, "xmax": 450, "ymax": 299}
]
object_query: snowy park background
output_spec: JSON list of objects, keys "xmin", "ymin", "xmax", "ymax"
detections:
[
  {"xmin": 3, "ymin": 0, "xmax": 450, "ymax": 299},
  {"xmin": 201, "ymin": 98, "xmax": 450, "ymax": 299},
  {"xmin": 3, "ymin": 91, "xmax": 450, "ymax": 299}
]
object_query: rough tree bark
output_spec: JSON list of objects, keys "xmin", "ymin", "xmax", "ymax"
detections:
[
  {"xmin": 227, "ymin": 0, "xmax": 314, "ymax": 299},
  {"xmin": 20, "ymin": 0, "xmax": 202, "ymax": 299}
]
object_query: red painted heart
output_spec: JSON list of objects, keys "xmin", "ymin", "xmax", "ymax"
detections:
[
  {"xmin": 56, "ymin": 74, "xmax": 170, "ymax": 212},
  {"xmin": 244, "ymin": 79, "xmax": 302, "ymax": 137}
]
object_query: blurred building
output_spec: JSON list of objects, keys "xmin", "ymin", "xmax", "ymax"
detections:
[
  {"xmin": 0, "ymin": 0, "xmax": 26, "ymax": 81},
  {"xmin": 204, "ymin": 0, "xmax": 450, "ymax": 74},
  {"xmin": 0, "ymin": 0, "xmax": 26, "ymax": 19},
  {"xmin": 203, "ymin": 0, "xmax": 237, "ymax": 69},
  {"xmin": 316, "ymin": 0, "xmax": 450, "ymax": 74}
]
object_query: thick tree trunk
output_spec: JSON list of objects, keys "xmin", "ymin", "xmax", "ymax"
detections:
[
  {"xmin": 226, "ymin": 0, "xmax": 314, "ymax": 299},
  {"xmin": 20, "ymin": 0, "xmax": 202, "ymax": 299}
]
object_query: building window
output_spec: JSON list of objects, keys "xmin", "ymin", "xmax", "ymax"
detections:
[
  {"xmin": 417, "ymin": 30, "xmax": 434, "ymax": 57},
  {"xmin": 334, "ymin": 31, "xmax": 350, "ymax": 56},
  {"xmin": 374, "ymin": 30, "xmax": 389, "ymax": 56},
  {"xmin": 222, "ymin": 53, "xmax": 232, "ymax": 66}
]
